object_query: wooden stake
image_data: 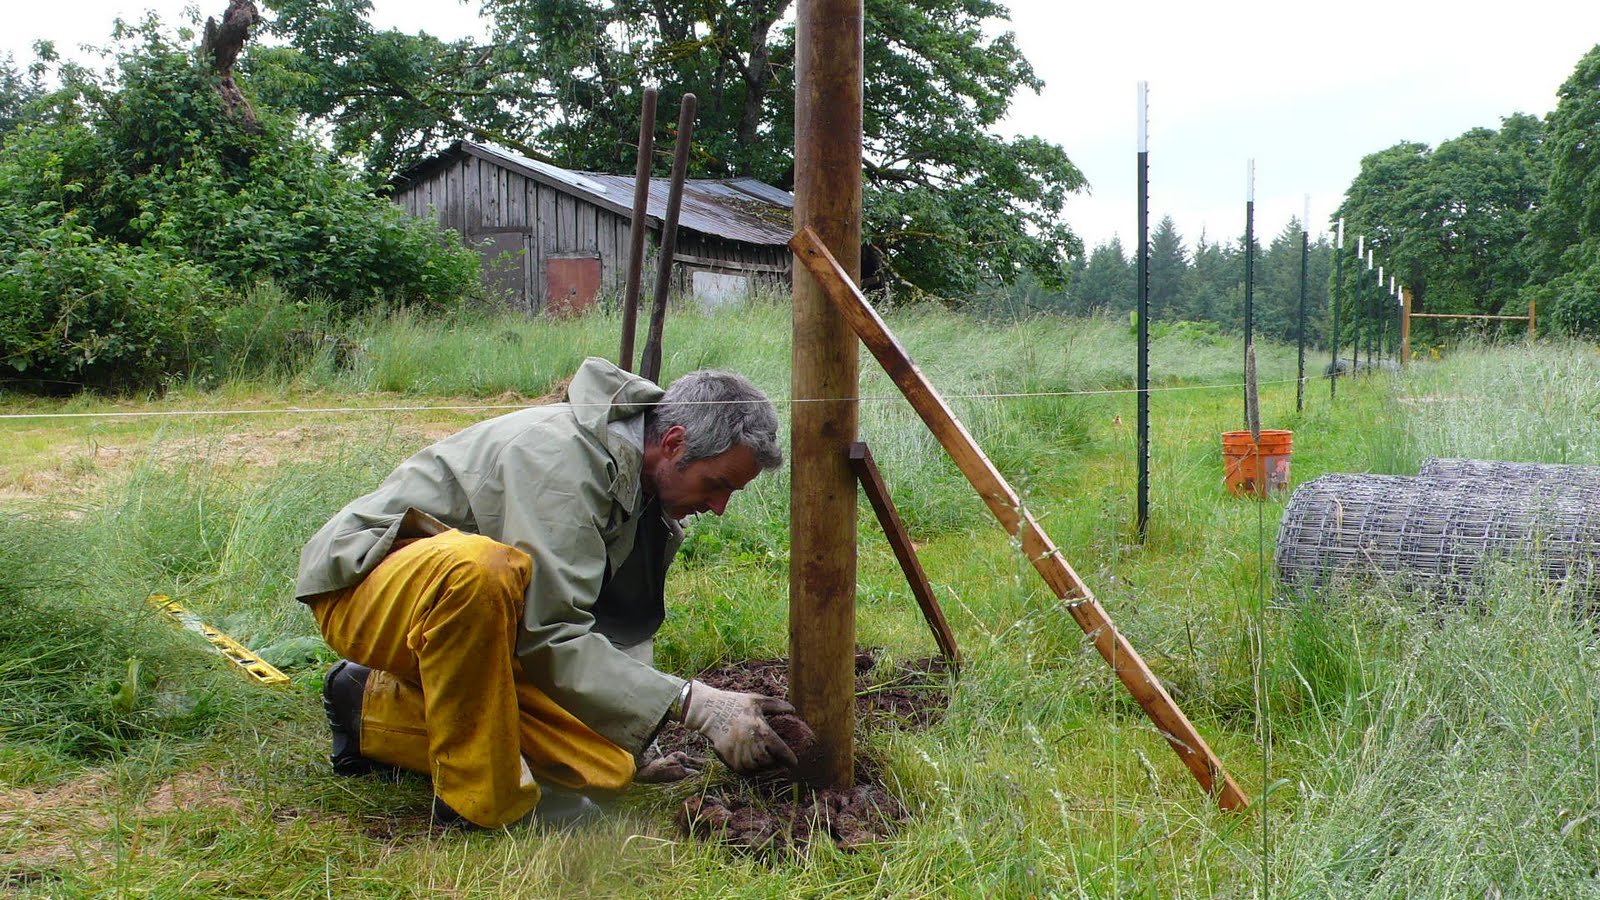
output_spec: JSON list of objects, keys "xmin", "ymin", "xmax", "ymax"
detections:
[
  {"xmin": 789, "ymin": 0, "xmax": 863, "ymax": 790},
  {"xmin": 792, "ymin": 227, "xmax": 1250, "ymax": 811},
  {"xmin": 639, "ymin": 93, "xmax": 696, "ymax": 384},
  {"xmin": 849, "ymin": 442, "xmax": 961, "ymax": 671},
  {"xmin": 1400, "ymin": 288, "xmax": 1412, "ymax": 365},
  {"xmin": 618, "ymin": 87, "xmax": 657, "ymax": 372}
]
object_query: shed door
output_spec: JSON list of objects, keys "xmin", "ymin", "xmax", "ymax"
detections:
[
  {"xmin": 545, "ymin": 255, "xmax": 602, "ymax": 317},
  {"xmin": 475, "ymin": 232, "xmax": 529, "ymax": 310}
]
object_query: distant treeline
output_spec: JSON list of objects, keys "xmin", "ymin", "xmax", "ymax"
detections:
[
  {"xmin": 1015, "ymin": 43, "xmax": 1600, "ymax": 344},
  {"xmin": 971, "ymin": 217, "xmax": 1337, "ymax": 348},
  {"xmin": 1336, "ymin": 44, "xmax": 1600, "ymax": 340}
]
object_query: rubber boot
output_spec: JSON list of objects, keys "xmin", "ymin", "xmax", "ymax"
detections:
[
  {"xmin": 324, "ymin": 659, "xmax": 384, "ymax": 777},
  {"xmin": 430, "ymin": 787, "xmax": 605, "ymax": 832}
]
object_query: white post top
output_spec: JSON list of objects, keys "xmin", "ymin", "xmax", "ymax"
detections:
[
  {"xmin": 1357, "ymin": 234, "xmax": 1364, "ymax": 257},
  {"xmin": 1337, "ymin": 217, "xmax": 1345, "ymax": 249},
  {"xmin": 1137, "ymin": 81, "xmax": 1148, "ymax": 153},
  {"xmin": 1303, "ymin": 194, "xmax": 1310, "ymax": 234},
  {"xmin": 1247, "ymin": 159, "xmax": 1255, "ymax": 202}
]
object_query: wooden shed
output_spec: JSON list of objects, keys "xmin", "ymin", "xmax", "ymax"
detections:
[{"xmin": 390, "ymin": 139, "xmax": 794, "ymax": 314}]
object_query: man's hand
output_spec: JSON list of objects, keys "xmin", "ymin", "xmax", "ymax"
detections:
[
  {"xmin": 681, "ymin": 681, "xmax": 800, "ymax": 774},
  {"xmin": 635, "ymin": 750, "xmax": 703, "ymax": 783}
]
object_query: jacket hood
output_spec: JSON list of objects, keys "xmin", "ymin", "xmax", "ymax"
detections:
[{"xmin": 566, "ymin": 357, "xmax": 664, "ymax": 436}]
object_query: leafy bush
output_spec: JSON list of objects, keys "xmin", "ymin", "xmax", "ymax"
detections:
[
  {"xmin": 0, "ymin": 219, "xmax": 222, "ymax": 387},
  {"xmin": 1529, "ymin": 245, "xmax": 1600, "ymax": 339},
  {"xmin": 0, "ymin": 24, "xmax": 481, "ymax": 386}
]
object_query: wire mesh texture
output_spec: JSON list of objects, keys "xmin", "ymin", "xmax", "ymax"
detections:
[
  {"xmin": 1419, "ymin": 457, "xmax": 1600, "ymax": 489},
  {"xmin": 1276, "ymin": 472, "xmax": 1600, "ymax": 599}
]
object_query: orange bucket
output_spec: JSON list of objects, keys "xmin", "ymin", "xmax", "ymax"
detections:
[{"xmin": 1221, "ymin": 429, "xmax": 1293, "ymax": 497}]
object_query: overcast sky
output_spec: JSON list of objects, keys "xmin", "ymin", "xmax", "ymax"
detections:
[{"xmin": 7, "ymin": 1, "xmax": 1600, "ymax": 253}]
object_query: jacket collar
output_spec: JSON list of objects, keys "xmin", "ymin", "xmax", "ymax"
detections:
[{"xmin": 566, "ymin": 357, "xmax": 663, "ymax": 518}]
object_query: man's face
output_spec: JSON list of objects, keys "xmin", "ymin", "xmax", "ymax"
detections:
[{"xmin": 646, "ymin": 425, "xmax": 762, "ymax": 519}]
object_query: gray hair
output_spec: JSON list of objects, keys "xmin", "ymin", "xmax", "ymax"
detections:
[{"xmin": 644, "ymin": 370, "xmax": 783, "ymax": 470}]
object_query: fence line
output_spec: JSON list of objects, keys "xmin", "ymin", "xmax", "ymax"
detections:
[{"xmin": 0, "ymin": 377, "xmax": 1311, "ymax": 422}]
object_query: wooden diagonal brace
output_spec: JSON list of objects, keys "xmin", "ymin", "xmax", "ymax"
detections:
[
  {"xmin": 849, "ymin": 441, "xmax": 961, "ymax": 672},
  {"xmin": 791, "ymin": 227, "xmax": 1249, "ymax": 811}
]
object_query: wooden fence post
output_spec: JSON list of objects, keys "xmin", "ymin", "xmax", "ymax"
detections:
[
  {"xmin": 1400, "ymin": 288, "xmax": 1412, "ymax": 365},
  {"xmin": 789, "ymin": 0, "xmax": 863, "ymax": 790}
]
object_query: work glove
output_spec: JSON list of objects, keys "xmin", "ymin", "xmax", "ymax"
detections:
[{"xmin": 681, "ymin": 681, "xmax": 800, "ymax": 774}]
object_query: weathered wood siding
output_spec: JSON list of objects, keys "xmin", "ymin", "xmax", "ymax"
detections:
[{"xmin": 394, "ymin": 154, "xmax": 790, "ymax": 314}]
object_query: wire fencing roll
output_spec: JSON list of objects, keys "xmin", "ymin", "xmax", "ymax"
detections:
[
  {"xmin": 1419, "ymin": 457, "xmax": 1600, "ymax": 490},
  {"xmin": 1275, "ymin": 472, "xmax": 1600, "ymax": 599}
]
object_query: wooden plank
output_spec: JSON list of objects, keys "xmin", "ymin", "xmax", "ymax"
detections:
[
  {"xmin": 556, "ymin": 193, "xmax": 577, "ymax": 252},
  {"xmin": 848, "ymin": 442, "xmax": 961, "ymax": 670},
  {"xmin": 506, "ymin": 173, "xmax": 523, "ymax": 228},
  {"xmin": 536, "ymin": 184, "xmax": 557, "ymax": 312},
  {"xmin": 673, "ymin": 252, "xmax": 789, "ymax": 274},
  {"xmin": 579, "ymin": 202, "xmax": 596, "ymax": 255},
  {"xmin": 791, "ymin": 226, "xmax": 1250, "ymax": 811}
]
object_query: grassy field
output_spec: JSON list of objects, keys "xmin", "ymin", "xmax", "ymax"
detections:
[{"xmin": 3, "ymin": 303, "xmax": 1599, "ymax": 897}]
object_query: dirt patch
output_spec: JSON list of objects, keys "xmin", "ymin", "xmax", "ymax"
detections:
[
  {"xmin": 0, "ymin": 765, "xmax": 248, "ymax": 880},
  {"xmin": 660, "ymin": 649, "xmax": 951, "ymax": 855}
]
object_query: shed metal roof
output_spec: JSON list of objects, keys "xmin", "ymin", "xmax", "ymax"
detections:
[{"xmin": 396, "ymin": 140, "xmax": 794, "ymax": 247}]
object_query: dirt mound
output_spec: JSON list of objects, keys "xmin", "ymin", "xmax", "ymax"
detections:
[
  {"xmin": 678, "ymin": 781, "xmax": 904, "ymax": 854},
  {"xmin": 661, "ymin": 649, "xmax": 951, "ymax": 854}
]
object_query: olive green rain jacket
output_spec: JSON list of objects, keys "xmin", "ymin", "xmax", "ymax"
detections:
[{"xmin": 295, "ymin": 357, "xmax": 685, "ymax": 754}]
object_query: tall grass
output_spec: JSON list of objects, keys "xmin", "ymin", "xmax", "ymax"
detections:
[
  {"xmin": 1400, "ymin": 338, "xmax": 1600, "ymax": 465},
  {"xmin": 3, "ymin": 307, "xmax": 1597, "ymax": 896}
]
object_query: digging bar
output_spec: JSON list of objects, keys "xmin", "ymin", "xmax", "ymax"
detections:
[
  {"xmin": 618, "ymin": 86, "xmax": 658, "ymax": 372},
  {"xmin": 790, "ymin": 227, "xmax": 1250, "ymax": 811},
  {"xmin": 639, "ymin": 93, "xmax": 697, "ymax": 384}
]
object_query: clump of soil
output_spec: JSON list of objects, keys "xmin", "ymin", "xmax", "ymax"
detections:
[
  {"xmin": 765, "ymin": 713, "xmax": 821, "ymax": 770},
  {"xmin": 678, "ymin": 780, "xmax": 904, "ymax": 854},
  {"xmin": 661, "ymin": 649, "xmax": 951, "ymax": 854}
]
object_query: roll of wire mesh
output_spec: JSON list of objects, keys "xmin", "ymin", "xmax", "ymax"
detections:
[
  {"xmin": 1275, "ymin": 473, "xmax": 1600, "ymax": 598},
  {"xmin": 1418, "ymin": 457, "xmax": 1600, "ymax": 489}
]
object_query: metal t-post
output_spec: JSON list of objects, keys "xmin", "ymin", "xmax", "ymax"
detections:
[
  {"xmin": 1296, "ymin": 198, "xmax": 1309, "ymax": 413},
  {"xmin": 1135, "ymin": 82, "xmax": 1150, "ymax": 542},
  {"xmin": 1242, "ymin": 160, "xmax": 1255, "ymax": 426},
  {"xmin": 1330, "ymin": 218, "xmax": 1344, "ymax": 399}
]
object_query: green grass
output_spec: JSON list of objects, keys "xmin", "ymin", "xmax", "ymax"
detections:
[{"xmin": 2, "ymin": 307, "xmax": 1597, "ymax": 897}]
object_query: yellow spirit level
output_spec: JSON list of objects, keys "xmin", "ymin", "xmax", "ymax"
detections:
[{"xmin": 147, "ymin": 594, "xmax": 291, "ymax": 687}]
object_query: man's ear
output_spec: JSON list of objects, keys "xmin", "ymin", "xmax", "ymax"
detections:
[{"xmin": 660, "ymin": 424, "xmax": 687, "ymax": 462}]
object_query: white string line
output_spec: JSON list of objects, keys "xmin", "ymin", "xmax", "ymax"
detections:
[{"xmin": 0, "ymin": 376, "xmax": 1310, "ymax": 421}]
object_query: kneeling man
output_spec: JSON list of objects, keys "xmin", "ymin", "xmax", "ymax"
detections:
[{"xmin": 296, "ymin": 357, "xmax": 796, "ymax": 828}]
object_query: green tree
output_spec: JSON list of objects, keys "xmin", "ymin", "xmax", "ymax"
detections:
[
  {"xmin": 1527, "ymin": 44, "xmax": 1600, "ymax": 336},
  {"xmin": 1183, "ymin": 231, "xmax": 1237, "ymax": 325},
  {"xmin": 1336, "ymin": 118, "xmax": 1545, "ymax": 324},
  {"xmin": 0, "ymin": 49, "xmax": 49, "ymax": 136},
  {"xmin": 1070, "ymin": 236, "xmax": 1133, "ymax": 313},
  {"xmin": 1147, "ymin": 215, "xmax": 1186, "ymax": 321},
  {"xmin": 1255, "ymin": 219, "xmax": 1305, "ymax": 343},
  {"xmin": 0, "ymin": 21, "xmax": 480, "ymax": 386},
  {"xmin": 259, "ymin": 0, "xmax": 1086, "ymax": 297}
]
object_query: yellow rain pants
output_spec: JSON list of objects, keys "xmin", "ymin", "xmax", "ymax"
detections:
[{"xmin": 310, "ymin": 529, "xmax": 635, "ymax": 827}]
